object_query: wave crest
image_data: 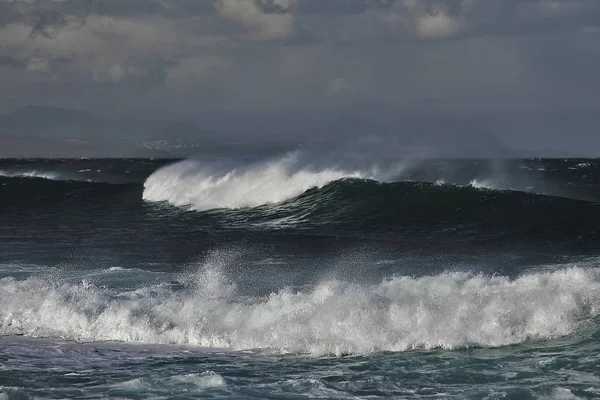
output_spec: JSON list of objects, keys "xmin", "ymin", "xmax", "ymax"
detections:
[
  {"xmin": 141, "ymin": 154, "xmax": 566, "ymax": 212},
  {"xmin": 142, "ymin": 154, "xmax": 372, "ymax": 210},
  {"xmin": 0, "ymin": 169, "xmax": 61, "ymax": 180}
]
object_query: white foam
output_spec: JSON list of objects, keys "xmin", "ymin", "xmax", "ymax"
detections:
[
  {"xmin": 1, "ymin": 267, "xmax": 599, "ymax": 356},
  {"xmin": 469, "ymin": 179, "xmax": 498, "ymax": 190},
  {"xmin": 112, "ymin": 378, "xmax": 151, "ymax": 391},
  {"xmin": 141, "ymin": 153, "xmax": 412, "ymax": 211},
  {"xmin": 142, "ymin": 154, "xmax": 529, "ymax": 212},
  {"xmin": 142, "ymin": 154, "xmax": 368, "ymax": 211},
  {"xmin": 170, "ymin": 371, "xmax": 226, "ymax": 388},
  {"xmin": 111, "ymin": 372, "xmax": 225, "ymax": 393},
  {"xmin": 0, "ymin": 169, "xmax": 61, "ymax": 180},
  {"xmin": 552, "ymin": 388, "xmax": 582, "ymax": 400}
]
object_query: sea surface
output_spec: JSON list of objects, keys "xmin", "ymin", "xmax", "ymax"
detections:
[{"xmin": 1, "ymin": 155, "xmax": 600, "ymax": 399}]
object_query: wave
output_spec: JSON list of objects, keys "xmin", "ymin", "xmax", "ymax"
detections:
[
  {"xmin": 233, "ymin": 179, "xmax": 600, "ymax": 244},
  {"xmin": 0, "ymin": 169, "xmax": 101, "ymax": 183},
  {"xmin": 142, "ymin": 154, "xmax": 591, "ymax": 212},
  {"xmin": 0, "ymin": 169, "xmax": 109, "ymax": 183},
  {"xmin": 138, "ymin": 155, "xmax": 600, "ymax": 242},
  {"xmin": 2, "ymin": 263, "xmax": 599, "ymax": 356},
  {"xmin": 0, "ymin": 175, "xmax": 139, "ymax": 195},
  {"xmin": 142, "ymin": 154, "xmax": 375, "ymax": 211},
  {"xmin": 469, "ymin": 179, "xmax": 499, "ymax": 190},
  {"xmin": 0, "ymin": 169, "xmax": 62, "ymax": 180},
  {"xmin": 2, "ymin": 165, "xmax": 598, "ymax": 242}
]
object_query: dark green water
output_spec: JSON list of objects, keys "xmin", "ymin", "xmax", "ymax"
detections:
[{"xmin": 1, "ymin": 156, "xmax": 600, "ymax": 399}]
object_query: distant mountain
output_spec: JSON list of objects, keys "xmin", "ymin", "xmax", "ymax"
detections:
[
  {"xmin": 0, "ymin": 133, "xmax": 162, "ymax": 158},
  {"xmin": 0, "ymin": 105, "xmax": 222, "ymax": 157},
  {"xmin": 1, "ymin": 105, "xmax": 594, "ymax": 158},
  {"xmin": 191, "ymin": 109, "xmax": 523, "ymax": 158},
  {"xmin": 0, "ymin": 105, "xmax": 297, "ymax": 157},
  {"xmin": 190, "ymin": 106, "xmax": 600, "ymax": 157}
]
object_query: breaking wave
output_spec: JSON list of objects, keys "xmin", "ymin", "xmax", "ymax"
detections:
[
  {"xmin": 142, "ymin": 154, "xmax": 378, "ymax": 211},
  {"xmin": 2, "ymin": 161, "xmax": 598, "ymax": 242},
  {"xmin": 0, "ymin": 169, "xmax": 62, "ymax": 180},
  {"xmin": 140, "ymin": 156, "xmax": 600, "ymax": 241},
  {"xmin": 469, "ymin": 179, "xmax": 500, "ymax": 190},
  {"xmin": 141, "ymin": 153, "xmax": 581, "ymax": 212},
  {"xmin": 2, "ymin": 263, "xmax": 599, "ymax": 356}
]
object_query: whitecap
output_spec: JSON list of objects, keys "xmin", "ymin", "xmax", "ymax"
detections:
[{"xmin": 1, "ymin": 262, "xmax": 599, "ymax": 356}]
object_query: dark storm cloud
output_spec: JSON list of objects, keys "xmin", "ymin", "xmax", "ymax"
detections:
[
  {"xmin": 1, "ymin": 0, "xmax": 600, "ymax": 122},
  {"xmin": 3, "ymin": 1, "xmax": 600, "ymax": 42},
  {"xmin": 0, "ymin": 0, "xmax": 215, "ymax": 24},
  {"xmin": 29, "ymin": 9, "xmax": 87, "ymax": 38}
]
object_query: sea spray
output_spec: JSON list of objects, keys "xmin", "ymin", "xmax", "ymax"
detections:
[
  {"xmin": 2, "ymin": 267, "xmax": 598, "ymax": 356},
  {"xmin": 142, "ymin": 153, "xmax": 562, "ymax": 211},
  {"xmin": 142, "ymin": 154, "xmax": 369, "ymax": 210}
]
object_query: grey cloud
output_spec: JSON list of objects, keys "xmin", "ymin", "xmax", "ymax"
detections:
[
  {"xmin": 0, "ymin": 51, "xmax": 75, "ymax": 73},
  {"xmin": 1, "ymin": 0, "xmax": 600, "ymax": 120},
  {"xmin": 215, "ymin": 0, "xmax": 296, "ymax": 41},
  {"xmin": 464, "ymin": 0, "xmax": 600, "ymax": 37},
  {"xmin": 301, "ymin": 0, "xmax": 600, "ymax": 43},
  {"xmin": 0, "ymin": 3, "xmax": 27, "ymax": 27},
  {"xmin": 29, "ymin": 9, "xmax": 87, "ymax": 38},
  {"xmin": 0, "ymin": 1, "xmax": 95, "ymax": 27},
  {"xmin": 0, "ymin": 55, "xmax": 26, "ymax": 69},
  {"xmin": 296, "ymin": 0, "xmax": 391, "ymax": 15},
  {"xmin": 3, "ymin": 1, "xmax": 600, "ymax": 43},
  {"xmin": 91, "ymin": 56, "xmax": 178, "ymax": 88}
]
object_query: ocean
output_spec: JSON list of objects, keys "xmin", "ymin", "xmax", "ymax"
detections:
[{"xmin": 1, "ymin": 155, "xmax": 600, "ymax": 399}]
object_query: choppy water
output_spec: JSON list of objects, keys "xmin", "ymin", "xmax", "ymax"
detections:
[{"xmin": 1, "ymin": 156, "xmax": 600, "ymax": 399}]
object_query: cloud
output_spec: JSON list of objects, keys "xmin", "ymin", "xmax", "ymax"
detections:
[
  {"xmin": 91, "ymin": 57, "xmax": 175, "ymax": 88},
  {"xmin": 0, "ymin": 11, "xmax": 228, "ymax": 89},
  {"xmin": 0, "ymin": 55, "xmax": 26, "ymax": 69},
  {"xmin": 1, "ymin": 0, "xmax": 600, "ymax": 117},
  {"xmin": 393, "ymin": 0, "xmax": 466, "ymax": 40},
  {"xmin": 29, "ymin": 9, "xmax": 87, "ymax": 38},
  {"xmin": 346, "ymin": 0, "xmax": 600, "ymax": 42},
  {"xmin": 165, "ymin": 55, "xmax": 230, "ymax": 91},
  {"xmin": 327, "ymin": 77, "xmax": 353, "ymax": 94},
  {"xmin": 215, "ymin": 0, "xmax": 295, "ymax": 41},
  {"xmin": 24, "ymin": 56, "xmax": 50, "ymax": 72}
]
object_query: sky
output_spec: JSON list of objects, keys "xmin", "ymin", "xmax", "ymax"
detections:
[{"xmin": 1, "ymin": 0, "xmax": 600, "ymax": 123}]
